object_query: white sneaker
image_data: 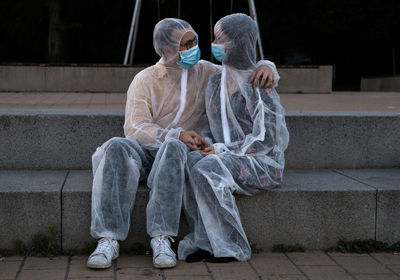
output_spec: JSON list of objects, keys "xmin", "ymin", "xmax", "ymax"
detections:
[
  {"xmin": 87, "ymin": 238, "xmax": 119, "ymax": 269},
  {"xmin": 151, "ymin": 235, "xmax": 177, "ymax": 268}
]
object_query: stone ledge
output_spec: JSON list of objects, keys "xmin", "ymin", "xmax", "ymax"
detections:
[
  {"xmin": 361, "ymin": 76, "xmax": 400, "ymax": 92},
  {"xmin": 0, "ymin": 65, "xmax": 332, "ymax": 93},
  {"xmin": 0, "ymin": 170, "xmax": 68, "ymax": 248},
  {"xmin": 1, "ymin": 109, "xmax": 399, "ymax": 169},
  {"xmin": 336, "ymin": 169, "xmax": 400, "ymax": 244},
  {"xmin": 2, "ymin": 169, "xmax": 399, "ymax": 251}
]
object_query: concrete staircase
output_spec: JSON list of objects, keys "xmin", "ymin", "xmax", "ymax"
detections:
[{"xmin": 0, "ymin": 108, "xmax": 399, "ymax": 252}]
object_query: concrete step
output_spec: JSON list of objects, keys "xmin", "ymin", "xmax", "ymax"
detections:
[
  {"xmin": 1, "ymin": 109, "xmax": 399, "ymax": 169},
  {"xmin": 0, "ymin": 65, "xmax": 333, "ymax": 93},
  {"xmin": 1, "ymin": 91, "xmax": 400, "ymax": 111},
  {"xmin": 1, "ymin": 169, "xmax": 399, "ymax": 252}
]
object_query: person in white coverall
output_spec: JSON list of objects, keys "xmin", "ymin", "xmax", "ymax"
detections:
[
  {"xmin": 87, "ymin": 17, "xmax": 278, "ymax": 269},
  {"xmin": 178, "ymin": 13, "xmax": 289, "ymax": 263}
]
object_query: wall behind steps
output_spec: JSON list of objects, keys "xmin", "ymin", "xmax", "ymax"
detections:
[
  {"xmin": 0, "ymin": 65, "xmax": 332, "ymax": 93},
  {"xmin": 0, "ymin": 66, "xmax": 142, "ymax": 93},
  {"xmin": 361, "ymin": 76, "xmax": 400, "ymax": 91}
]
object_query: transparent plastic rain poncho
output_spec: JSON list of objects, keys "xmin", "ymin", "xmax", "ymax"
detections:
[
  {"xmin": 91, "ymin": 18, "xmax": 220, "ymax": 240},
  {"xmin": 178, "ymin": 14, "xmax": 289, "ymax": 261}
]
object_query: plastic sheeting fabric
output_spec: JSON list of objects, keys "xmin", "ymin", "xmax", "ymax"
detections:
[
  {"xmin": 92, "ymin": 18, "xmax": 218, "ymax": 240},
  {"xmin": 91, "ymin": 137, "xmax": 151, "ymax": 240},
  {"xmin": 91, "ymin": 137, "xmax": 191, "ymax": 240},
  {"xmin": 92, "ymin": 17, "xmax": 281, "ymax": 243},
  {"xmin": 123, "ymin": 18, "xmax": 277, "ymax": 150},
  {"xmin": 178, "ymin": 13, "xmax": 289, "ymax": 261},
  {"xmin": 124, "ymin": 18, "xmax": 219, "ymax": 150}
]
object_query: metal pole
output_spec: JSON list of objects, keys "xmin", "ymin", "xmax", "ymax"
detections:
[
  {"xmin": 123, "ymin": 0, "xmax": 142, "ymax": 65},
  {"xmin": 248, "ymin": 0, "xmax": 264, "ymax": 60},
  {"xmin": 129, "ymin": 0, "xmax": 142, "ymax": 64},
  {"xmin": 209, "ymin": 0, "xmax": 214, "ymax": 62},
  {"xmin": 178, "ymin": 0, "xmax": 181, "ymax": 18},
  {"xmin": 128, "ymin": 0, "xmax": 143, "ymax": 64},
  {"xmin": 230, "ymin": 0, "xmax": 233, "ymax": 13}
]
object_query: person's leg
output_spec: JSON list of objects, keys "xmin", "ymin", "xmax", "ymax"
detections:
[
  {"xmin": 89, "ymin": 137, "xmax": 153, "ymax": 268},
  {"xmin": 189, "ymin": 154, "xmax": 253, "ymax": 261},
  {"xmin": 146, "ymin": 138, "xmax": 189, "ymax": 268},
  {"xmin": 178, "ymin": 151, "xmax": 213, "ymax": 261},
  {"xmin": 190, "ymin": 153, "xmax": 279, "ymax": 262},
  {"xmin": 146, "ymin": 138, "xmax": 189, "ymax": 237}
]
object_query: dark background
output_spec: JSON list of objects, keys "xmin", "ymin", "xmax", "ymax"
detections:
[{"xmin": 0, "ymin": 0, "xmax": 399, "ymax": 90}]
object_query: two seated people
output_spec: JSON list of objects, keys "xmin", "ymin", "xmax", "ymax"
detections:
[{"xmin": 87, "ymin": 13, "xmax": 289, "ymax": 269}]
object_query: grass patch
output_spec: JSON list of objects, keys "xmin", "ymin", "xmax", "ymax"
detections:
[
  {"xmin": 326, "ymin": 239, "xmax": 400, "ymax": 253},
  {"xmin": 14, "ymin": 223, "xmax": 61, "ymax": 257},
  {"xmin": 250, "ymin": 243, "xmax": 262, "ymax": 254},
  {"xmin": 272, "ymin": 243, "xmax": 305, "ymax": 253}
]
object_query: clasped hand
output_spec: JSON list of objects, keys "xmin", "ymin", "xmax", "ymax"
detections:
[{"xmin": 179, "ymin": 131, "xmax": 215, "ymax": 156}]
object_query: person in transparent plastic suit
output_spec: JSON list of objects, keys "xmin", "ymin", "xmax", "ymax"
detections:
[
  {"xmin": 87, "ymin": 18, "xmax": 278, "ymax": 269},
  {"xmin": 178, "ymin": 13, "xmax": 289, "ymax": 262}
]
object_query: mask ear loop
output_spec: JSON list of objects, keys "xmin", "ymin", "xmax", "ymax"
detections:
[
  {"xmin": 167, "ymin": 68, "xmax": 188, "ymax": 129},
  {"xmin": 220, "ymin": 66, "xmax": 231, "ymax": 144}
]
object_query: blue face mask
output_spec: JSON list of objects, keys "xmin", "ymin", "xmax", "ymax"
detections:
[
  {"xmin": 211, "ymin": 43, "xmax": 225, "ymax": 62},
  {"xmin": 177, "ymin": 45, "xmax": 201, "ymax": 68}
]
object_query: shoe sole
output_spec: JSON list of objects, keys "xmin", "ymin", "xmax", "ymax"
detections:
[
  {"xmin": 153, "ymin": 262, "xmax": 177, "ymax": 269},
  {"xmin": 87, "ymin": 256, "xmax": 118, "ymax": 269},
  {"xmin": 86, "ymin": 262, "xmax": 113, "ymax": 269}
]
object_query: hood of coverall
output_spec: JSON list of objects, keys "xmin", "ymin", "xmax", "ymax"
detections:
[
  {"xmin": 206, "ymin": 13, "xmax": 289, "ymax": 151},
  {"xmin": 214, "ymin": 13, "xmax": 258, "ymax": 70},
  {"xmin": 153, "ymin": 18, "xmax": 199, "ymax": 66}
]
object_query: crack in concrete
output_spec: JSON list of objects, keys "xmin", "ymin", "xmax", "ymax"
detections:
[
  {"xmin": 333, "ymin": 169, "xmax": 379, "ymax": 241},
  {"xmin": 60, "ymin": 170, "xmax": 70, "ymax": 254}
]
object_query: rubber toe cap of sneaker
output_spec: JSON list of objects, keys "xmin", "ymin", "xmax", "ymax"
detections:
[
  {"xmin": 154, "ymin": 254, "xmax": 177, "ymax": 268},
  {"xmin": 87, "ymin": 255, "xmax": 112, "ymax": 269}
]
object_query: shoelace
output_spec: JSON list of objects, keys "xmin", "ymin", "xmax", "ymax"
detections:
[
  {"xmin": 155, "ymin": 235, "xmax": 175, "ymax": 255},
  {"xmin": 95, "ymin": 238, "xmax": 113, "ymax": 254}
]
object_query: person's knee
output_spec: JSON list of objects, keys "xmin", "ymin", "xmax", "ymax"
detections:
[
  {"xmin": 187, "ymin": 151, "xmax": 203, "ymax": 170},
  {"xmin": 106, "ymin": 137, "xmax": 140, "ymax": 158},
  {"xmin": 162, "ymin": 138, "xmax": 187, "ymax": 158},
  {"xmin": 191, "ymin": 155, "xmax": 218, "ymax": 180},
  {"xmin": 164, "ymin": 138, "xmax": 186, "ymax": 150},
  {"xmin": 106, "ymin": 138, "xmax": 126, "ymax": 154}
]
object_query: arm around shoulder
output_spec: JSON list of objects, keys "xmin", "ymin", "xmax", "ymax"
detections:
[{"xmin": 256, "ymin": 60, "xmax": 280, "ymax": 86}]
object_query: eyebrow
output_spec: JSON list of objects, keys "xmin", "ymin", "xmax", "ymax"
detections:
[
  {"xmin": 180, "ymin": 37, "xmax": 196, "ymax": 46},
  {"xmin": 184, "ymin": 36, "xmax": 196, "ymax": 42}
]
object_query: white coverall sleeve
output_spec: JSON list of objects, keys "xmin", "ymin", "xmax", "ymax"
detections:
[
  {"xmin": 255, "ymin": 60, "xmax": 280, "ymax": 87},
  {"xmin": 124, "ymin": 74, "xmax": 183, "ymax": 146}
]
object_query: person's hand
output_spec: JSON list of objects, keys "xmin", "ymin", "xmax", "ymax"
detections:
[
  {"xmin": 201, "ymin": 146, "xmax": 215, "ymax": 156},
  {"xmin": 249, "ymin": 65, "xmax": 276, "ymax": 88},
  {"xmin": 179, "ymin": 131, "xmax": 208, "ymax": 150}
]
